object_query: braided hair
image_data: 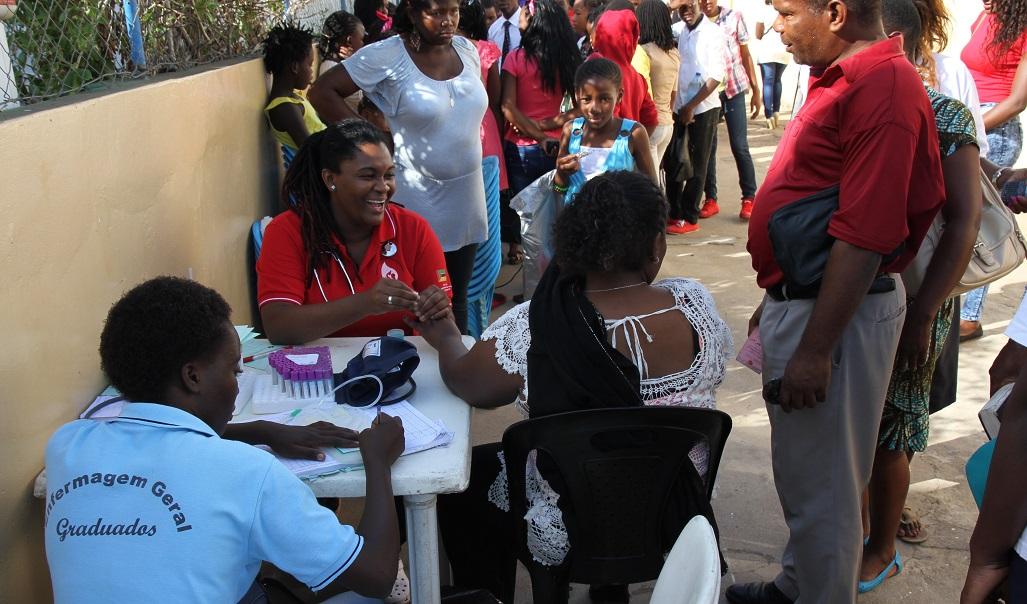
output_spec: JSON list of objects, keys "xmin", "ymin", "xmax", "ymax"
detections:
[
  {"xmin": 282, "ymin": 120, "xmax": 391, "ymax": 287},
  {"xmin": 555, "ymin": 171, "xmax": 667, "ymax": 276},
  {"xmin": 262, "ymin": 21, "xmax": 314, "ymax": 75},
  {"xmin": 988, "ymin": 0, "xmax": 1027, "ymax": 61},
  {"xmin": 319, "ymin": 11, "xmax": 364, "ymax": 62}
]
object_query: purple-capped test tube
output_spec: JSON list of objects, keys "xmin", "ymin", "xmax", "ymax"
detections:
[{"xmin": 302, "ymin": 369, "xmax": 312, "ymax": 398}]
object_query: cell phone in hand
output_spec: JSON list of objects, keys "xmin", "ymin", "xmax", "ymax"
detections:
[{"xmin": 763, "ymin": 378, "xmax": 782, "ymax": 406}]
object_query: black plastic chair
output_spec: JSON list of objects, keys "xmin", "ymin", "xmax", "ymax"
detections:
[{"xmin": 501, "ymin": 406, "xmax": 732, "ymax": 603}]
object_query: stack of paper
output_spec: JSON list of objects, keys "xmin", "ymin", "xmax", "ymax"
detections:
[{"xmin": 246, "ymin": 402, "xmax": 454, "ymax": 479}]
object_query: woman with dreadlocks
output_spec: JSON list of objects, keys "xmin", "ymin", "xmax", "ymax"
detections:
[
  {"xmin": 257, "ymin": 120, "xmax": 453, "ymax": 344},
  {"xmin": 958, "ymin": 0, "xmax": 1027, "ymax": 342}
]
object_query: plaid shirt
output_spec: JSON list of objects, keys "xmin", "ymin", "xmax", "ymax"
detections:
[{"xmin": 710, "ymin": 7, "xmax": 751, "ymax": 98}]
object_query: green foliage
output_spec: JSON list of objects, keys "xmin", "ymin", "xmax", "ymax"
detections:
[
  {"xmin": 3, "ymin": 0, "xmax": 288, "ymax": 104},
  {"xmin": 7, "ymin": 0, "xmax": 127, "ymax": 101}
]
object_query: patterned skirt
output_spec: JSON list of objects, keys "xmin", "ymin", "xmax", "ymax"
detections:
[{"xmin": 878, "ymin": 297, "xmax": 956, "ymax": 452}]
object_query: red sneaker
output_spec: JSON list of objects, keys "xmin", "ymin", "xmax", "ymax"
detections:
[
  {"xmin": 667, "ymin": 220, "xmax": 700, "ymax": 235},
  {"xmin": 699, "ymin": 199, "xmax": 720, "ymax": 219},
  {"xmin": 739, "ymin": 198, "xmax": 754, "ymax": 220}
]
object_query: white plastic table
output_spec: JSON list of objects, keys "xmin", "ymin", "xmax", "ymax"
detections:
[{"xmin": 234, "ymin": 336, "xmax": 473, "ymax": 604}]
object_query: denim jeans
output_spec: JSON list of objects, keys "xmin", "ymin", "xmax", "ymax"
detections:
[
  {"xmin": 761, "ymin": 62, "xmax": 786, "ymax": 118},
  {"xmin": 962, "ymin": 106, "xmax": 1023, "ymax": 322},
  {"xmin": 502, "ymin": 142, "xmax": 556, "ymax": 244},
  {"xmin": 705, "ymin": 91, "xmax": 758, "ymax": 200}
]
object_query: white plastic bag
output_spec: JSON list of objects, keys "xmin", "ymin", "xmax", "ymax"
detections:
[{"xmin": 511, "ymin": 170, "xmax": 563, "ymax": 299}]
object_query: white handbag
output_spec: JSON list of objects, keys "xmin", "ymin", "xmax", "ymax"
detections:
[{"xmin": 902, "ymin": 169, "xmax": 1027, "ymax": 297}]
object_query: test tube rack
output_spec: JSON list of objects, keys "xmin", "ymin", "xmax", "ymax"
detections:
[{"xmin": 268, "ymin": 347, "xmax": 334, "ymax": 400}]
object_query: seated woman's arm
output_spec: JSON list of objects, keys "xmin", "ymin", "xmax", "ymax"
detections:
[
  {"xmin": 409, "ymin": 316, "xmax": 522, "ymax": 408},
  {"xmin": 268, "ymin": 102, "xmax": 313, "ymax": 149},
  {"xmin": 309, "ymin": 64, "xmax": 365, "ymax": 123},
  {"xmin": 261, "ymin": 279, "xmax": 418, "ymax": 345}
]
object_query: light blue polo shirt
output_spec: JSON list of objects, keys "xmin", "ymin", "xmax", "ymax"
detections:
[{"xmin": 44, "ymin": 403, "xmax": 364, "ymax": 603}]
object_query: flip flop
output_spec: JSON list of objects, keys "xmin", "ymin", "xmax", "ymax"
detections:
[
  {"xmin": 898, "ymin": 507, "xmax": 928, "ymax": 544},
  {"xmin": 858, "ymin": 551, "xmax": 903, "ymax": 594}
]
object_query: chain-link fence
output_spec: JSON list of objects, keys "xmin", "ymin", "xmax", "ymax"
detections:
[{"xmin": 0, "ymin": 0, "xmax": 345, "ymax": 109}]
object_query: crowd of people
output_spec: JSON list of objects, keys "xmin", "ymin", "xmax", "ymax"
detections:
[{"xmin": 37, "ymin": 0, "xmax": 1027, "ymax": 602}]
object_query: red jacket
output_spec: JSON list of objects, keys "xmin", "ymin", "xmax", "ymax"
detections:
[{"xmin": 590, "ymin": 9, "xmax": 658, "ymax": 129}]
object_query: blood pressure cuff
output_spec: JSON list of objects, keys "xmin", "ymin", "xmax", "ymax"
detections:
[{"xmin": 335, "ymin": 336, "xmax": 419, "ymax": 407}]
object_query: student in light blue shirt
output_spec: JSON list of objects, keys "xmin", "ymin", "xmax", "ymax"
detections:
[{"xmin": 44, "ymin": 276, "xmax": 405, "ymax": 603}]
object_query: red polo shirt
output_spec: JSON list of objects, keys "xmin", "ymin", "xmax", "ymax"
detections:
[
  {"xmin": 747, "ymin": 36, "xmax": 945, "ymax": 289},
  {"xmin": 257, "ymin": 204, "xmax": 451, "ymax": 337}
]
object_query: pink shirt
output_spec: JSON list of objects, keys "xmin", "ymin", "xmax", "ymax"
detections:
[
  {"xmin": 502, "ymin": 48, "xmax": 566, "ymax": 146},
  {"xmin": 961, "ymin": 11, "xmax": 1027, "ymax": 104}
]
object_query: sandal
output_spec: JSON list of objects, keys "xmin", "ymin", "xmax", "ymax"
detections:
[
  {"xmin": 506, "ymin": 244, "xmax": 524, "ymax": 265},
  {"xmin": 897, "ymin": 507, "xmax": 928, "ymax": 544},
  {"xmin": 858, "ymin": 551, "xmax": 903, "ymax": 594},
  {"xmin": 385, "ymin": 559, "xmax": 411, "ymax": 604}
]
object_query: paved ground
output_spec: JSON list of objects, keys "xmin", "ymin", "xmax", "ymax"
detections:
[{"xmin": 473, "ymin": 115, "xmax": 1024, "ymax": 603}]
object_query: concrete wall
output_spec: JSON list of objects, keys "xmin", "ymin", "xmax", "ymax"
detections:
[{"xmin": 0, "ymin": 58, "xmax": 276, "ymax": 601}]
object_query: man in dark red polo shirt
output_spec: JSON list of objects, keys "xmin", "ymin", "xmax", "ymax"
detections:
[{"xmin": 728, "ymin": 1, "xmax": 944, "ymax": 603}]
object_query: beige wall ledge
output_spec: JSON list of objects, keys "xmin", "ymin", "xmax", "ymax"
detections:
[{"xmin": 0, "ymin": 57, "xmax": 277, "ymax": 601}]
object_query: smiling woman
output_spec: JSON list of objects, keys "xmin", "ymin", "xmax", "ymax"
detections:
[
  {"xmin": 309, "ymin": 0, "xmax": 489, "ymax": 334},
  {"xmin": 256, "ymin": 120, "xmax": 455, "ymax": 344}
]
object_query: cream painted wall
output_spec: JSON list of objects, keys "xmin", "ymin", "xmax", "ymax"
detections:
[{"xmin": 0, "ymin": 58, "xmax": 276, "ymax": 601}]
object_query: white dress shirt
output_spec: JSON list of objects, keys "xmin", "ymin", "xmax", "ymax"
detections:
[
  {"xmin": 488, "ymin": 7, "xmax": 522, "ymax": 69},
  {"xmin": 674, "ymin": 15, "xmax": 728, "ymax": 115}
]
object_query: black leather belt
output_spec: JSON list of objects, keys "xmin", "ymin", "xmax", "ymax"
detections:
[{"xmin": 767, "ymin": 274, "xmax": 896, "ymax": 302}]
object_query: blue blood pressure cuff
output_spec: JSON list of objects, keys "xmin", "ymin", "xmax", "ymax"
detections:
[{"xmin": 334, "ymin": 336, "xmax": 419, "ymax": 407}]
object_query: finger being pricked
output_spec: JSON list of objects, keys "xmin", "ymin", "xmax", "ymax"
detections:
[{"xmin": 381, "ymin": 280, "xmax": 419, "ymax": 308}]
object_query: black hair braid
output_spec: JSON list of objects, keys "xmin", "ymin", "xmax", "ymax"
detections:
[
  {"xmin": 555, "ymin": 171, "xmax": 667, "ymax": 276},
  {"xmin": 459, "ymin": 0, "xmax": 489, "ymax": 40},
  {"xmin": 319, "ymin": 11, "xmax": 364, "ymax": 61}
]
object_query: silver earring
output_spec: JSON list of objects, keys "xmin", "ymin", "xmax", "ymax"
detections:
[{"xmin": 329, "ymin": 184, "xmax": 337, "ymax": 191}]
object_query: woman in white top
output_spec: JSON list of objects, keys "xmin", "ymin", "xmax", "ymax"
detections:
[
  {"xmin": 754, "ymin": 0, "xmax": 789, "ymax": 128},
  {"xmin": 412, "ymin": 171, "xmax": 732, "ymax": 602},
  {"xmin": 308, "ymin": 0, "xmax": 488, "ymax": 334}
]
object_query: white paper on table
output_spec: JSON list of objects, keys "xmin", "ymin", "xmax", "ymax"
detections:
[{"xmin": 246, "ymin": 401, "xmax": 453, "ymax": 478}]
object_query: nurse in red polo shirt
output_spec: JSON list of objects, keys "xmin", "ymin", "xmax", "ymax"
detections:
[{"xmin": 257, "ymin": 120, "xmax": 453, "ymax": 344}]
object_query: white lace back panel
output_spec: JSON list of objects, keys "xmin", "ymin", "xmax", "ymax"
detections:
[{"xmin": 481, "ymin": 278, "xmax": 733, "ymax": 565}]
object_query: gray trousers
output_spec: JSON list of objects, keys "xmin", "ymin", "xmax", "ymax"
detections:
[{"xmin": 760, "ymin": 281, "xmax": 906, "ymax": 603}]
